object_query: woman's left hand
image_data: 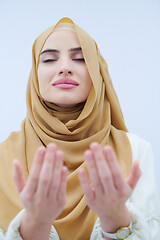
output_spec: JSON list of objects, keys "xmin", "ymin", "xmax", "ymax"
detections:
[{"xmin": 78, "ymin": 142, "xmax": 142, "ymax": 233}]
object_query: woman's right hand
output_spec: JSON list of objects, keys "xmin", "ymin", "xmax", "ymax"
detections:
[{"xmin": 12, "ymin": 143, "xmax": 68, "ymax": 240}]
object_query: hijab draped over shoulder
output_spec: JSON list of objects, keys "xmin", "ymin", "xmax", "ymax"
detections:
[{"xmin": 0, "ymin": 17, "xmax": 132, "ymax": 240}]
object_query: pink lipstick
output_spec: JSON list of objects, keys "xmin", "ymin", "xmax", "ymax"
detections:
[{"xmin": 52, "ymin": 79, "xmax": 79, "ymax": 89}]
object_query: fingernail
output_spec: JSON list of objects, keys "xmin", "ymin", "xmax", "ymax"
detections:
[{"xmin": 90, "ymin": 143, "xmax": 99, "ymax": 151}]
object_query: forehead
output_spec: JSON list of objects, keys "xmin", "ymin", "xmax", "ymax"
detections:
[{"xmin": 42, "ymin": 30, "xmax": 81, "ymax": 50}]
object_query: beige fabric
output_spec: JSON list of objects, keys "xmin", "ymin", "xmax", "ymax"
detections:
[{"xmin": 0, "ymin": 17, "xmax": 132, "ymax": 240}]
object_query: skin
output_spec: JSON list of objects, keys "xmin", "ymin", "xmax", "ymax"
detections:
[
  {"xmin": 37, "ymin": 29, "xmax": 92, "ymax": 107},
  {"xmin": 12, "ymin": 29, "xmax": 142, "ymax": 240},
  {"xmin": 78, "ymin": 143, "xmax": 141, "ymax": 238},
  {"xmin": 13, "ymin": 144, "xmax": 68, "ymax": 240}
]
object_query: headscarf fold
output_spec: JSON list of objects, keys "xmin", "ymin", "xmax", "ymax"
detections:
[{"xmin": 0, "ymin": 17, "xmax": 132, "ymax": 240}]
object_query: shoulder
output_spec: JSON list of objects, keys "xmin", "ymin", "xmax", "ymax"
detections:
[
  {"xmin": 0, "ymin": 119, "xmax": 26, "ymax": 153},
  {"xmin": 126, "ymin": 132, "xmax": 151, "ymax": 150},
  {"xmin": 126, "ymin": 133, "xmax": 160, "ymax": 213},
  {"xmin": 125, "ymin": 132, "xmax": 153, "ymax": 163},
  {"xmin": 0, "ymin": 131, "xmax": 20, "ymax": 158}
]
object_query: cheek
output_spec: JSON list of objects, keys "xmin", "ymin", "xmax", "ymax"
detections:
[
  {"xmin": 37, "ymin": 68, "xmax": 49, "ymax": 97},
  {"xmin": 38, "ymin": 67, "xmax": 53, "ymax": 86},
  {"xmin": 84, "ymin": 70, "xmax": 92, "ymax": 88},
  {"xmin": 80, "ymin": 66, "xmax": 92, "ymax": 85}
]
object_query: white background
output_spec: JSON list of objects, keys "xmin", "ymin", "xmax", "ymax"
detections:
[{"xmin": 0, "ymin": 0, "xmax": 160, "ymax": 194}]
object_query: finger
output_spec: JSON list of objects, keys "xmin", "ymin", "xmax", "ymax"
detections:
[
  {"xmin": 126, "ymin": 160, "xmax": 142, "ymax": 190},
  {"xmin": 103, "ymin": 145, "xmax": 125, "ymax": 191},
  {"xmin": 12, "ymin": 159, "xmax": 26, "ymax": 193},
  {"xmin": 78, "ymin": 168, "xmax": 94, "ymax": 205},
  {"xmin": 37, "ymin": 143, "xmax": 56, "ymax": 197},
  {"xmin": 49, "ymin": 150, "xmax": 63, "ymax": 197},
  {"xmin": 84, "ymin": 149, "xmax": 103, "ymax": 195},
  {"xmin": 90, "ymin": 143, "xmax": 115, "ymax": 194},
  {"xmin": 57, "ymin": 166, "xmax": 68, "ymax": 204},
  {"xmin": 25, "ymin": 146, "xmax": 45, "ymax": 197}
]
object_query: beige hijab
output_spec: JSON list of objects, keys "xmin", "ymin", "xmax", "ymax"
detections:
[{"xmin": 0, "ymin": 17, "xmax": 132, "ymax": 240}]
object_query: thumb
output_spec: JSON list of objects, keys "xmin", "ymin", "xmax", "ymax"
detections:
[
  {"xmin": 126, "ymin": 160, "xmax": 142, "ymax": 190},
  {"xmin": 12, "ymin": 159, "xmax": 26, "ymax": 193}
]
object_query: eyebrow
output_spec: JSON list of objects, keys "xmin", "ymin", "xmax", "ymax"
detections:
[
  {"xmin": 69, "ymin": 47, "xmax": 82, "ymax": 52},
  {"xmin": 40, "ymin": 47, "xmax": 82, "ymax": 55}
]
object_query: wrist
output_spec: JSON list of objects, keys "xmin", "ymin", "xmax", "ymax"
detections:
[
  {"xmin": 22, "ymin": 210, "xmax": 53, "ymax": 227},
  {"xmin": 20, "ymin": 211, "xmax": 52, "ymax": 240},
  {"xmin": 100, "ymin": 220, "xmax": 133, "ymax": 240},
  {"xmin": 100, "ymin": 206, "xmax": 131, "ymax": 233}
]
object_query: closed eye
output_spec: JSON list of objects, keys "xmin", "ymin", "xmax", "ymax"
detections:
[
  {"xmin": 43, "ymin": 59, "xmax": 57, "ymax": 63},
  {"xmin": 72, "ymin": 58, "xmax": 85, "ymax": 62}
]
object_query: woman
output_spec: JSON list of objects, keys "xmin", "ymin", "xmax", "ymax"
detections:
[{"xmin": 0, "ymin": 17, "xmax": 159, "ymax": 240}]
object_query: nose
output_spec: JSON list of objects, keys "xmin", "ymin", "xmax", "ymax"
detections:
[
  {"xmin": 58, "ymin": 59, "xmax": 73, "ymax": 76},
  {"xmin": 59, "ymin": 69, "xmax": 72, "ymax": 75}
]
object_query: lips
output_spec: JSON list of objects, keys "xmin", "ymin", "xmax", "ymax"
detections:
[{"xmin": 52, "ymin": 79, "xmax": 79, "ymax": 86}]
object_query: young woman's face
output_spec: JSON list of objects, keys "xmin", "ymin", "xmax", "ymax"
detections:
[{"xmin": 38, "ymin": 29, "xmax": 92, "ymax": 107}]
